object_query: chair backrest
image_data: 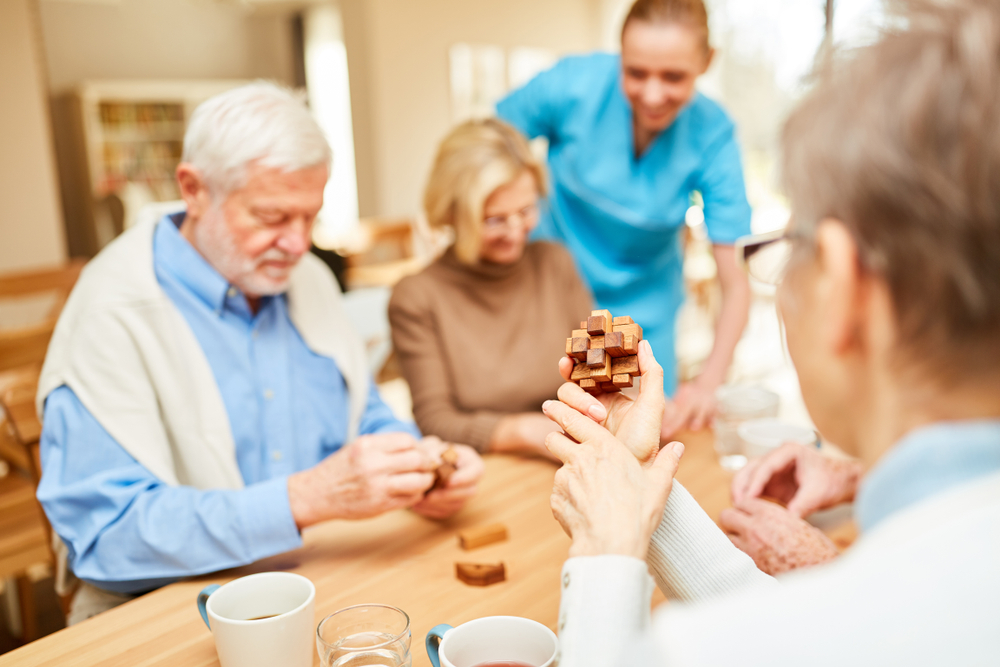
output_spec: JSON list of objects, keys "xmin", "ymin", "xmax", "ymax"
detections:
[{"xmin": 0, "ymin": 259, "xmax": 86, "ymax": 373}]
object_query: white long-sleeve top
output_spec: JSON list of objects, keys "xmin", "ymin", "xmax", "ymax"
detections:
[{"xmin": 557, "ymin": 421, "xmax": 1000, "ymax": 666}]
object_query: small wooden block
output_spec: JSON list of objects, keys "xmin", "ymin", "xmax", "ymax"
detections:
[
  {"xmin": 612, "ymin": 322, "xmax": 643, "ymax": 342},
  {"xmin": 568, "ymin": 336, "xmax": 590, "ymax": 361},
  {"xmin": 570, "ymin": 362, "xmax": 591, "ymax": 381},
  {"xmin": 611, "ymin": 355, "xmax": 639, "ymax": 376},
  {"xmin": 579, "ymin": 379, "xmax": 599, "ymax": 392},
  {"xmin": 456, "ymin": 562, "xmax": 506, "ymax": 587},
  {"xmin": 433, "ymin": 446, "xmax": 460, "ymax": 490},
  {"xmin": 586, "ymin": 309, "xmax": 612, "ymax": 335},
  {"xmin": 571, "ymin": 328, "xmax": 589, "ymax": 339},
  {"xmin": 579, "ymin": 321, "xmax": 588, "ymax": 329},
  {"xmin": 459, "ymin": 523, "xmax": 509, "ymax": 550},
  {"xmin": 586, "ymin": 347, "xmax": 606, "ymax": 367},
  {"xmin": 612, "ymin": 316, "xmax": 634, "ymax": 326},
  {"xmin": 589, "ymin": 355, "xmax": 612, "ymax": 383},
  {"xmin": 590, "ymin": 335, "xmax": 605, "ymax": 350},
  {"xmin": 612, "ymin": 373, "xmax": 633, "ymax": 388},
  {"xmin": 603, "ymin": 331, "xmax": 626, "ymax": 357},
  {"xmin": 623, "ymin": 333, "xmax": 638, "ymax": 355},
  {"xmin": 600, "ymin": 382, "xmax": 621, "ymax": 393}
]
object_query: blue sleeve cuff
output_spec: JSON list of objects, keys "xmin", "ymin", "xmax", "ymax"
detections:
[{"xmin": 236, "ymin": 475, "xmax": 303, "ymax": 561}]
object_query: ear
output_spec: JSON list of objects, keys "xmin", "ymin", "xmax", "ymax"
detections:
[
  {"xmin": 815, "ymin": 219, "xmax": 865, "ymax": 355},
  {"xmin": 702, "ymin": 47, "xmax": 716, "ymax": 73},
  {"xmin": 175, "ymin": 163, "xmax": 211, "ymax": 222}
]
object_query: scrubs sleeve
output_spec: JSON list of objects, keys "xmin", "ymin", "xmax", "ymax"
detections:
[
  {"xmin": 496, "ymin": 58, "xmax": 576, "ymax": 142},
  {"xmin": 696, "ymin": 125, "xmax": 753, "ymax": 245}
]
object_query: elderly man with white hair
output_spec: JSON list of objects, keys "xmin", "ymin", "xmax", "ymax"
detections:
[{"xmin": 35, "ymin": 82, "xmax": 484, "ymax": 624}]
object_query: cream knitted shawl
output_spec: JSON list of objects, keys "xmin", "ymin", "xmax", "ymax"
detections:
[{"xmin": 37, "ymin": 216, "xmax": 370, "ymax": 491}]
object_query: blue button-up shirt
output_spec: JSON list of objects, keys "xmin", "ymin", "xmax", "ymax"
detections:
[{"xmin": 36, "ymin": 214, "xmax": 420, "ymax": 594}]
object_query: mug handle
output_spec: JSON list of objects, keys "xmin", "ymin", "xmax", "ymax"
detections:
[
  {"xmin": 197, "ymin": 584, "xmax": 221, "ymax": 630},
  {"xmin": 425, "ymin": 624, "xmax": 453, "ymax": 667}
]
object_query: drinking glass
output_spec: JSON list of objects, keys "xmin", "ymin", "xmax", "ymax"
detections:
[
  {"xmin": 713, "ymin": 385, "xmax": 779, "ymax": 471},
  {"xmin": 317, "ymin": 603, "xmax": 412, "ymax": 667}
]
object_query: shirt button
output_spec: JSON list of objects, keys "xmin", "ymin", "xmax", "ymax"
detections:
[
  {"xmin": 264, "ymin": 389, "xmax": 274, "ymax": 400},
  {"xmin": 227, "ymin": 287, "xmax": 237, "ymax": 298},
  {"xmin": 562, "ymin": 572, "xmax": 570, "ymax": 589},
  {"xmin": 272, "ymin": 451, "xmax": 283, "ymax": 461}
]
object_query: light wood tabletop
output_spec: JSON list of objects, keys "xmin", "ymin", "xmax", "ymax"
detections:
[{"xmin": 0, "ymin": 428, "xmax": 852, "ymax": 667}]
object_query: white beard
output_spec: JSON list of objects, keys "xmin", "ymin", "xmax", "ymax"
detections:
[{"xmin": 193, "ymin": 210, "xmax": 301, "ymax": 297}]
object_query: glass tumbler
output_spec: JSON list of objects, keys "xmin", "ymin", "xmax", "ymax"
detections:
[
  {"xmin": 317, "ymin": 604, "xmax": 412, "ymax": 667},
  {"xmin": 713, "ymin": 385, "xmax": 780, "ymax": 471}
]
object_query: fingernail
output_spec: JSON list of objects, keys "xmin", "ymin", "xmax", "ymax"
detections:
[
  {"xmin": 588, "ymin": 405, "xmax": 605, "ymax": 420},
  {"xmin": 542, "ymin": 400, "xmax": 552, "ymax": 413},
  {"xmin": 672, "ymin": 441, "xmax": 685, "ymax": 457},
  {"xmin": 641, "ymin": 340, "xmax": 651, "ymax": 353}
]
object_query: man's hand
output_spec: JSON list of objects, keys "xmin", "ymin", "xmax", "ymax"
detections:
[
  {"xmin": 555, "ymin": 340, "xmax": 665, "ymax": 467},
  {"xmin": 660, "ymin": 380, "xmax": 717, "ymax": 439},
  {"xmin": 410, "ymin": 440, "xmax": 484, "ymax": 520},
  {"xmin": 720, "ymin": 498, "xmax": 840, "ymax": 575},
  {"xmin": 731, "ymin": 442, "xmax": 862, "ymax": 518},
  {"xmin": 543, "ymin": 396, "xmax": 685, "ymax": 560},
  {"xmin": 287, "ymin": 432, "xmax": 437, "ymax": 529}
]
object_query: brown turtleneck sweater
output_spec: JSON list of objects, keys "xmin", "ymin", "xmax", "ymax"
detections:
[{"xmin": 388, "ymin": 241, "xmax": 593, "ymax": 451}]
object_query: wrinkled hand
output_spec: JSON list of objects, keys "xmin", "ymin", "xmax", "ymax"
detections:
[
  {"xmin": 731, "ymin": 442, "xmax": 862, "ymax": 518},
  {"xmin": 543, "ymin": 396, "xmax": 685, "ymax": 559},
  {"xmin": 721, "ymin": 498, "xmax": 840, "ymax": 575},
  {"xmin": 287, "ymin": 432, "xmax": 437, "ymax": 528},
  {"xmin": 410, "ymin": 440, "xmax": 484, "ymax": 520},
  {"xmin": 556, "ymin": 340, "xmax": 665, "ymax": 467},
  {"xmin": 661, "ymin": 380, "xmax": 717, "ymax": 440}
]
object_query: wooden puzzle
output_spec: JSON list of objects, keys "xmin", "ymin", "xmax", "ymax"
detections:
[
  {"xmin": 432, "ymin": 446, "xmax": 459, "ymax": 490},
  {"xmin": 455, "ymin": 562, "xmax": 506, "ymax": 587},
  {"xmin": 566, "ymin": 309, "xmax": 643, "ymax": 394}
]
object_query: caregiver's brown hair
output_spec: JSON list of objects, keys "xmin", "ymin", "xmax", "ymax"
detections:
[
  {"xmin": 782, "ymin": 0, "xmax": 1000, "ymax": 381},
  {"xmin": 622, "ymin": 0, "xmax": 710, "ymax": 53}
]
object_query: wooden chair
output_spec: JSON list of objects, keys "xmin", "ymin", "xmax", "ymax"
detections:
[
  {"xmin": 0, "ymin": 372, "xmax": 53, "ymax": 643},
  {"xmin": 0, "ymin": 259, "xmax": 86, "ymax": 373},
  {"xmin": 0, "ymin": 261, "xmax": 85, "ymax": 641}
]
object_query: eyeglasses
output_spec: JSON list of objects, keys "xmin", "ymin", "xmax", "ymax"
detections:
[
  {"xmin": 483, "ymin": 203, "xmax": 539, "ymax": 234},
  {"xmin": 736, "ymin": 229, "xmax": 805, "ymax": 285}
]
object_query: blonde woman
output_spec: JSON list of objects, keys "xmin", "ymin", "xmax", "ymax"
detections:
[{"xmin": 389, "ymin": 119, "xmax": 592, "ymax": 460}]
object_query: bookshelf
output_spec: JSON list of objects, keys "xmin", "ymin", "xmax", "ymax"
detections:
[{"xmin": 53, "ymin": 80, "xmax": 250, "ymax": 257}]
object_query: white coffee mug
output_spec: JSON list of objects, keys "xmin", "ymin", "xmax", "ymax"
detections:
[
  {"xmin": 197, "ymin": 572, "xmax": 315, "ymax": 667},
  {"xmin": 426, "ymin": 616, "xmax": 559, "ymax": 667}
]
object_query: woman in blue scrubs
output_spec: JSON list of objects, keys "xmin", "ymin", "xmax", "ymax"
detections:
[{"xmin": 497, "ymin": 0, "xmax": 751, "ymax": 438}]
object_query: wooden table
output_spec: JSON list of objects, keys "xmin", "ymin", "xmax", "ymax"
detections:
[{"xmin": 0, "ymin": 429, "xmax": 850, "ymax": 667}]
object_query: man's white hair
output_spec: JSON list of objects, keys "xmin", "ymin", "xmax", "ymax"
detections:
[{"xmin": 182, "ymin": 81, "xmax": 332, "ymax": 196}]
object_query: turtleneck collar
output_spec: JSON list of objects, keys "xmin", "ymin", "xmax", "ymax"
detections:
[{"xmin": 438, "ymin": 245, "xmax": 529, "ymax": 281}]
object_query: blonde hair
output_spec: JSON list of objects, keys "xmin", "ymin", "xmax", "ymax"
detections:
[
  {"xmin": 621, "ymin": 0, "xmax": 710, "ymax": 53},
  {"xmin": 423, "ymin": 119, "xmax": 546, "ymax": 264},
  {"xmin": 782, "ymin": 0, "xmax": 1000, "ymax": 381}
]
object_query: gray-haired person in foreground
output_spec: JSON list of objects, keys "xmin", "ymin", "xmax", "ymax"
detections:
[
  {"xmin": 542, "ymin": 0, "xmax": 1000, "ymax": 664},
  {"xmin": 36, "ymin": 82, "xmax": 484, "ymax": 624}
]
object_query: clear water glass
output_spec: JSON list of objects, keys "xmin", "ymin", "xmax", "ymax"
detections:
[
  {"xmin": 317, "ymin": 604, "xmax": 411, "ymax": 667},
  {"xmin": 713, "ymin": 385, "xmax": 780, "ymax": 471}
]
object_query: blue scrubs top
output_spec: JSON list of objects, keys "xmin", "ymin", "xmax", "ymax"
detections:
[{"xmin": 497, "ymin": 53, "xmax": 752, "ymax": 395}]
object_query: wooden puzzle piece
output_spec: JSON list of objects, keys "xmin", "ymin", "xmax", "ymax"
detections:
[
  {"xmin": 458, "ymin": 523, "xmax": 508, "ymax": 550},
  {"xmin": 432, "ymin": 446, "xmax": 459, "ymax": 490},
  {"xmin": 456, "ymin": 562, "xmax": 506, "ymax": 586},
  {"xmin": 567, "ymin": 310, "xmax": 643, "ymax": 394}
]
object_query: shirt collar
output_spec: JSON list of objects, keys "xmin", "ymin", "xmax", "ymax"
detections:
[
  {"xmin": 153, "ymin": 213, "xmax": 272, "ymax": 319},
  {"xmin": 855, "ymin": 419, "xmax": 1000, "ymax": 532}
]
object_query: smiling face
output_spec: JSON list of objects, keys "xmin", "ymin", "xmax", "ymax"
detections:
[
  {"xmin": 179, "ymin": 160, "xmax": 328, "ymax": 298},
  {"xmin": 621, "ymin": 20, "xmax": 712, "ymax": 135},
  {"xmin": 478, "ymin": 170, "xmax": 540, "ymax": 265}
]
